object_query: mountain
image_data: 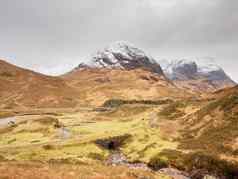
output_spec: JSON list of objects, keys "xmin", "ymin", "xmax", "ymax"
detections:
[
  {"xmin": 0, "ymin": 59, "xmax": 78, "ymax": 109},
  {"xmin": 63, "ymin": 42, "xmax": 192, "ymax": 106},
  {"xmin": 159, "ymin": 58, "xmax": 236, "ymax": 93},
  {"xmin": 1, "ymin": 52, "xmax": 238, "ymax": 178},
  {"xmin": 74, "ymin": 41, "xmax": 164, "ymax": 75},
  {"xmin": 63, "ymin": 68, "xmax": 191, "ymax": 106}
]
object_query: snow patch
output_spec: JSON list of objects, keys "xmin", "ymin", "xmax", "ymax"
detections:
[
  {"xmin": 159, "ymin": 57, "xmax": 222, "ymax": 75},
  {"xmin": 76, "ymin": 41, "xmax": 160, "ymax": 71}
]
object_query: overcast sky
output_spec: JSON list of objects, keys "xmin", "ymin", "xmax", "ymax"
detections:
[{"xmin": 0, "ymin": 0, "xmax": 237, "ymax": 81}]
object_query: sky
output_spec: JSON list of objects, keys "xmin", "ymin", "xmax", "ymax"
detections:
[{"xmin": 0, "ymin": 0, "xmax": 237, "ymax": 81}]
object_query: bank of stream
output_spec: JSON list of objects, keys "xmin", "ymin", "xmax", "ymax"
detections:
[{"xmin": 94, "ymin": 135, "xmax": 191, "ymax": 179}]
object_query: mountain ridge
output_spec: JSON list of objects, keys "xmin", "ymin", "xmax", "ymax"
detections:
[
  {"xmin": 159, "ymin": 57, "xmax": 236, "ymax": 93},
  {"xmin": 0, "ymin": 42, "xmax": 236, "ymax": 109},
  {"xmin": 73, "ymin": 41, "xmax": 165, "ymax": 76}
]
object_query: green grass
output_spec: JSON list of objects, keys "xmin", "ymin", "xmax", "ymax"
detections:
[
  {"xmin": 99, "ymin": 105, "xmax": 150, "ymax": 118},
  {"xmin": 2, "ymin": 99, "xmax": 237, "ymax": 178},
  {"xmin": 0, "ymin": 108, "xmax": 177, "ymax": 164}
]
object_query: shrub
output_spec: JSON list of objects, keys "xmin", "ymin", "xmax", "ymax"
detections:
[
  {"xmin": 152, "ymin": 150, "xmax": 238, "ymax": 178},
  {"xmin": 35, "ymin": 117, "xmax": 61, "ymax": 128},
  {"xmin": 42, "ymin": 144, "xmax": 55, "ymax": 150},
  {"xmin": 0, "ymin": 72, "xmax": 14, "ymax": 77},
  {"xmin": 7, "ymin": 138, "xmax": 16, "ymax": 144},
  {"xmin": 103, "ymin": 99, "xmax": 125, "ymax": 108},
  {"xmin": 148, "ymin": 155, "xmax": 169, "ymax": 170},
  {"xmin": 0, "ymin": 155, "xmax": 7, "ymax": 161},
  {"xmin": 183, "ymin": 152, "xmax": 238, "ymax": 178},
  {"xmin": 158, "ymin": 101, "xmax": 186, "ymax": 120},
  {"xmin": 88, "ymin": 153, "xmax": 105, "ymax": 161},
  {"xmin": 95, "ymin": 134, "xmax": 131, "ymax": 150},
  {"xmin": 102, "ymin": 99, "xmax": 173, "ymax": 108}
]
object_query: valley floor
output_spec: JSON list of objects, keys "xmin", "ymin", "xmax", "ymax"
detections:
[{"xmin": 0, "ymin": 98, "xmax": 238, "ymax": 179}]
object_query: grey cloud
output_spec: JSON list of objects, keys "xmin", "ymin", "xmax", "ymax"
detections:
[{"xmin": 0, "ymin": 0, "xmax": 237, "ymax": 81}]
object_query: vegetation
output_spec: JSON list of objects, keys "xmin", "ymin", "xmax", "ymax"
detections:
[
  {"xmin": 158, "ymin": 101, "xmax": 187, "ymax": 120},
  {"xmin": 149, "ymin": 150, "xmax": 238, "ymax": 178},
  {"xmin": 0, "ymin": 111, "xmax": 13, "ymax": 118},
  {"xmin": 180, "ymin": 91, "xmax": 238, "ymax": 157},
  {"xmin": 182, "ymin": 152, "xmax": 238, "ymax": 178},
  {"xmin": 148, "ymin": 154, "xmax": 169, "ymax": 170},
  {"xmin": 0, "ymin": 93, "xmax": 238, "ymax": 178},
  {"xmin": 0, "ymin": 161, "xmax": 170, "ymax": 179},
  {"xmin": 0, "ymin": 106, "xmax": 177, "ymax": 165},
  {"xmin": 196, "ymin": 91, "xmax": 238, "ymax": 119},
  {"xmin": 102, "ymin": 99, "xmax": 173, "ymax": 108},
  {"xmin": 95, "ymin": 134, "xmax": 131, "ymax": 150},
  {"xmin": 0, "ymin": 71, "xmax": 14, "ymax": 77}
]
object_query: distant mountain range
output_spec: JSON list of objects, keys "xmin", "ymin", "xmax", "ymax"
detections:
[
  {"xmin": 159, "ymin": 58, "xmax": 236, "ymax": 93},
  {"xmin": 0, "ymin": 41, "xmax": 236, "ymax": 109},
  {"xmin": 73, "ymin": 42, "xmax": 236, "ymax": 93}
]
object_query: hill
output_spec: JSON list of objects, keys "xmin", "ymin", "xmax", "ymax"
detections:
[
  {"xmin": 0, "ymin": 59, "xmax": 78, "ymax": 110},
  {"xmin": 63, "ymin": 68, "xmax": 191, "ymax": 106},
  {"xmin": 181, "ymin": 86, "xmax": 238, "ymax": 160},
  {"xmin": 63, "ymin": 42, "xmax": 192, "ymax": 106}
]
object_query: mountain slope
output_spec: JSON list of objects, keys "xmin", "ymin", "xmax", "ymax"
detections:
[
  {"xmin": 0, "ymin": 59, "xmax": 78, "ymax": 109},
  {"xmin": 160, "ymin": 58, "xmax": 236, "ymax": 93},
  {"xmin": 181, "ymin": 85, "xmax": 238, "ymax": 159},
  {"xmin": 63, "ymin": 68, "xmax": 190, "ymax": 106}
]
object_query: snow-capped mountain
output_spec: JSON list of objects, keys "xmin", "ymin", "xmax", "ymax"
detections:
[
  {"xmin": 72, "ymin": 42, "xmax": 235, "ymax": 93},
  {"xmin": 159, "ymin": 58, "xmax": 236, "ymax": 92},
  {"xmin": 75, "ymin": 41, "xmax": 164, "ymax": 75}
]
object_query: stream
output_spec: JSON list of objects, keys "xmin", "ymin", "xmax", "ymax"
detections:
[
  {"xmin": 106, "ymin": 152, "xmax": 150, "ymax": 170},
  {"xmin": 106, "ymin": 152, "xmax": 190, "ymax": 179}
]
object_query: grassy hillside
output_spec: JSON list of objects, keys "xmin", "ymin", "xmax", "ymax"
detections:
[
  {"xmin": 0, "ymin": 60, "xmax": 79, "ymax": 109},
  {"xmin": 63, "ymin": 68, "xmax": 191, "ymax": 106},
  {"xmin": 180, "ymin": 87, "xmax": 238, "ymax": 157}
]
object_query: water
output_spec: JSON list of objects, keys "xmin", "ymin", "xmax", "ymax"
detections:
[
  {"xmin": 106, "ymin": 152, "xmax": 150, "ymax": 171},
  {"xmin": 107, "ymin": 152, "xmax": 190, "ymax": 178}
]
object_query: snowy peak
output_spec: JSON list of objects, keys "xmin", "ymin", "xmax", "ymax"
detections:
[
  {"xmin": 159, "ymin": 58, "xmax": 236, "ymax": 91},
  {"xmin": 75, "ymin": 42, "xmax": 164, "ymax": 75},
  {"xmin": 160, "ymin": 58, "xmax": 227, "ymax": 80},
  {"xmin": 196, "ymin": 58, "xmax": 222, "ymax": 73}
]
